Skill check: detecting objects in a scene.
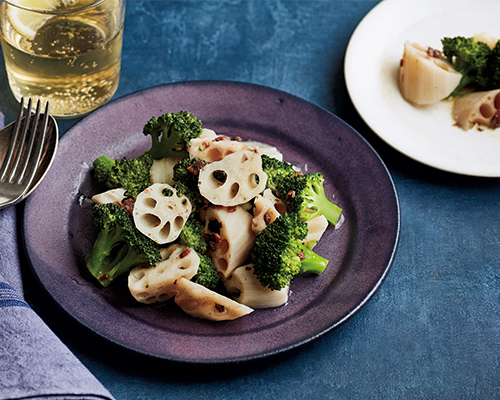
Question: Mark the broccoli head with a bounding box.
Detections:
[87,203,161,287]
[143,111,203,160]
[441,36,492,94]
[192,252,220,290]
[485,40,500,90]
[261,154,297,193]
[250,213,329,291]
[173,181,206,214]
[276,172,342,226]
[93,152,153,199]
[178,214,208,254]
[173,157,207,192]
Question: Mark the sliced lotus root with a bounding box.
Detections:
[190,136,250,162]
[128,245,199,304]
[198,150,267,206]
[133,183,191,244]
[223,264,289,309]
[173,277,254,321]
[203,205,255,280]
[251,188,287,234]
[91,188,126,205]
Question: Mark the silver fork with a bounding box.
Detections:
[0,98,50,209]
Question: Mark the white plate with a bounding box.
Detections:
[345,0,500,177]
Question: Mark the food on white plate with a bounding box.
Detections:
[86,111,343,321]
[399,41,461,105]
[473,32,498,50]
[452,88,500,130]
[398,34,500,130]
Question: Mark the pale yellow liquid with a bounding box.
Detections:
[0,1,124,118]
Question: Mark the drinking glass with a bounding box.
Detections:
[0,0,126,118]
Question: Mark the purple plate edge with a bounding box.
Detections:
[22,80,401,364]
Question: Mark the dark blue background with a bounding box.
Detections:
[3,1,499,398]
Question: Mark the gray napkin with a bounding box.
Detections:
[0,165,115,398]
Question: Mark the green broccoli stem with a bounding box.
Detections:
[451,67,477,95]
[298,243,329,275]
[317,197,342,226]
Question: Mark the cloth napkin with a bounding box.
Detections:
[0,112,115,399]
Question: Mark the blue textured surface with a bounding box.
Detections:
[2,0,499,398]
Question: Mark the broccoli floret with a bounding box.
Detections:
[93,155,115,183]
[173,157,207,191]
[261,154,297,193]
[485,40,500,90]
[178,214,208,254]
[192,252,220,290]
[275,172,342,226]
[87,203,161,287]
[93,152,153,199]
[174,181,206,214]
[143,111,203,160]
[441,36,492,94]
[250,213,329,291]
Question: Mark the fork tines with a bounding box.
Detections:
[0,98,50,186]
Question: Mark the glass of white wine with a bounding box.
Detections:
[0,0,126,118]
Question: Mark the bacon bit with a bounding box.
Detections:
[213,136,229,142]
[227,206,237,213]
[491,111,500,129]
[180,248,191,258]
[187,159,206,175]
[427,47,441,58]
[290,172,304,179]
[245,266,252,271]
[122,198,135,216]
[263,213,271,226]
[204,233,222,251]
[297,252,306,260]
[287,190,296,200]
[233,136,242,141]
[400,59,404,67]
[215,303,225,313]
[99,274,109,281]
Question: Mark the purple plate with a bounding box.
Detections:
[23,81,400,363]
